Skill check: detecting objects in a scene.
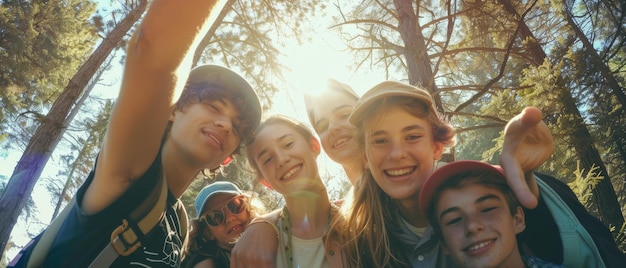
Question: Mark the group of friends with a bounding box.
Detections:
[8,0,626,267]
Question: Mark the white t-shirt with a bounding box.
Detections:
[275,230,328,268]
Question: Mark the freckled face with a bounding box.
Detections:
[436,184,525,268]
[363,106,443,203]
[309,90,359,165]
[170,99,241,169]
[248,122,320,195]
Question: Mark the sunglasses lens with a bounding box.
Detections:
[205,211,224,226]
[228,197,246,215]
[204,196,246,227]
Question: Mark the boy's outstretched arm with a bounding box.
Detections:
[500,106,554,209]
[84,0,229,214]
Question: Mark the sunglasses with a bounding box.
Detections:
[202,195,247,227]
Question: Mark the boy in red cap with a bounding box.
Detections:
[419,160,563,268]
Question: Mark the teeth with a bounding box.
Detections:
[386,167,413,176]
[282,166,300,179]
[467,241,492,252]
[333,137,349,148]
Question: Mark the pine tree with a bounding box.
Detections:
[0,0,148,257]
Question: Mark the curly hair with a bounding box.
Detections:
[175,81,258,147]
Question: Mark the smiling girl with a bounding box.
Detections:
[245,115,346,267]
[304,79,362,184]
[338,81,456,267]
[336,80,617,267]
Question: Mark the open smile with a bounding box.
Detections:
[332,136,351,149]
[281,164,303,180]
[463,238,496,255]
[384,166,415,177]
[229,223,245,234]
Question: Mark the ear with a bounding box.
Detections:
[432,141,445,160]
[513,206,526,234]
[222,156,233,166]
[309,137,321,156]
[260,179,273,190]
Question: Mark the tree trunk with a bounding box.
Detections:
[50,62,108,221]
[393,0,454,162]
[563,5,626,109]
[561,4,626,228]
[0,0,147,257]
[498,0,624,228]
[392,0,445,113]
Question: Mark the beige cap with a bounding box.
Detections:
[349,81,435,125]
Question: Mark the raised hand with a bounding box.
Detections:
[500,107,554,209]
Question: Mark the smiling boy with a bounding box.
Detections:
[9,0,262,267]
[419,160,564,268]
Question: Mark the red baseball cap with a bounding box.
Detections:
[418,160,505,214]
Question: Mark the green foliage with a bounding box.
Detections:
[1,0,624,258]
[568,162,626,251]
[568,163,604,209]
[331,0,626,229]
[0,0,97,148]
[613,222,626,253]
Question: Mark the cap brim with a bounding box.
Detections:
[188,65,262,132]
[349,83,434,126]
[194,181,244,216]
[197,190,241,216]
[418,160,504,214]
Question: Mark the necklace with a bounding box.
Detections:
[279,206,294,268]
[279,204,336,268]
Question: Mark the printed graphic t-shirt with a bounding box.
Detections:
[14,155,185,267]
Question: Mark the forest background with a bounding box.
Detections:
[0,0,624,264]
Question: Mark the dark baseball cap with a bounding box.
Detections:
[187,65,262,133]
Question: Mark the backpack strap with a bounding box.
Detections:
[89,172,169,267]
[26,197,77,268]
